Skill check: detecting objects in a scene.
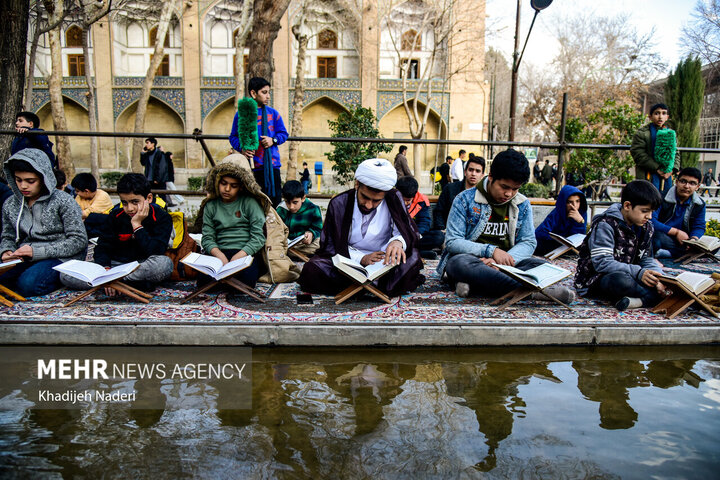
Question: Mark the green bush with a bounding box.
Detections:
[519,182,550,198]
[706,219,720,238]
[100,171,124,188]
[188,176,205,191]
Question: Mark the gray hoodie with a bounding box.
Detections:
[1,149,87,261]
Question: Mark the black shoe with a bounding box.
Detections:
[615,297,630,311]
[420,250,438,260]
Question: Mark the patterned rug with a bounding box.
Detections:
[1,256,720,327]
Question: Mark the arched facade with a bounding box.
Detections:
[202,0,251,77]
[37,97,91,169]
[299,97,349,166]
[203,97,238,165]
[112,19,182,76]
[378,102,446,171]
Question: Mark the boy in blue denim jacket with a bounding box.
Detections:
[438,149,575,303]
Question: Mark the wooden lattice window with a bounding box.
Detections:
[66,25,83,47]
[149,25,170,47]
[401,58,419,79]
[318,29,337,49]
[151,54,170,76]
[68,54,85,76]
[401,29,419,51]
[317,57,337,78]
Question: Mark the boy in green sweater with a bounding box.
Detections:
[277,180,323,259]
[200,162,266,288]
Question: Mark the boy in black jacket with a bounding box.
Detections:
[60,173,173,292]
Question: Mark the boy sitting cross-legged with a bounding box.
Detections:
[575,180,666,311]
[0,149,87,297]
[60,173,173,293]
[276,180,322,259]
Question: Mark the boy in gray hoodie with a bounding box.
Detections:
[0,149,87,296]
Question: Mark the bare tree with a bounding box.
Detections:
[233,2,253,101]
[0,0,30,165]
[287,23,308,182]
[246,0,292,81]
[43,0,74,177]
[682,0,720,74]
[128,0,185,173]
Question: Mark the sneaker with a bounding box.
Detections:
[615,296,642,311]
[455,282,470,298]
[656,249,672,259]
[532,285,576,304]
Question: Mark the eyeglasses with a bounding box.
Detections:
[677,179,699,186]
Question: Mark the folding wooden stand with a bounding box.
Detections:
[288,247,310,263]
[490,286,572,311]
[675,246,720,265]
[63,280,153,307]
[334,270,393,305]
[180,276,266,304]
[0,284,26,307]
[652,279,718,319]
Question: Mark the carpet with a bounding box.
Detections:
[0,258,719,327]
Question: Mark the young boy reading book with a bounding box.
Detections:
[71,172,114,238]
[199,162,266,288]
[534,185,587,256]
[575,180,666,311]
[59,173,173,292]
[0,149,87,296]
[276,180,322,259]
[651,167,706,258]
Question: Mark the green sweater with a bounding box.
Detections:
[201,196,266,256]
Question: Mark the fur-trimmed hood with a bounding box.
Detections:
[204,157,271,213]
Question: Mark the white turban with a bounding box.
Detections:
[355,158,397,191]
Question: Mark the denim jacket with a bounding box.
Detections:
[437,178,536,277]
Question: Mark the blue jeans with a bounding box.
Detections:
[650,173,673,196]
[653,230,684,258]
[0,259,62,297]
[445,254,547,297]
[301,179,310,194]
[589,271,660,307]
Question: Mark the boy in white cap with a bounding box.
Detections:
[298,158,425,297]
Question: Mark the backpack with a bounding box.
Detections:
[165,211,199,281]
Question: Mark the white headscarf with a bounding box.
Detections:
[355,158,397,191]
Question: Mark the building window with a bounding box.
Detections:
[68,54,85,76]
[401,29,419,51]
[317,56,337,78]
[151,54,170,76]
[149,25,170,47]
[401,58,419,79]
[318,29,337,49]
[66,25,83,47]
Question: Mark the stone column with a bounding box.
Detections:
[182,2,203,170]
[361,0,379,110]
[91,18,117,170]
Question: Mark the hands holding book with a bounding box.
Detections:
[2,245,33,262]
[641,269,667,295]
[361,240,405,267]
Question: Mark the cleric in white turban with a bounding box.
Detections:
[298,157,425,298]
[355,158,397,192]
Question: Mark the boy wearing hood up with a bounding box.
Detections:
[575,180,665,311]
[534,185,588,256]
[0,149,86,297]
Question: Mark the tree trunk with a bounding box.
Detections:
[130,0,176,172]
[23,8,42,111]
[45,0,73,177]
[0,0,30,169]
[82,26,99,179]
[234,1,253,102]
[287,28,307,182]
[246,0,291,82]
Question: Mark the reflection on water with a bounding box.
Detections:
[1,346,719,479]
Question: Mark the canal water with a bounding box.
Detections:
[1,346,719,479]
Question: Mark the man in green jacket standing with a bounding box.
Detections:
[630,103,680,195]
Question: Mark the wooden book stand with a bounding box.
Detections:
[334,271,393,305]
[652,278,718,319]
[674,247,720,266]
[288,247,310,263]
[490,285,572,311]
[0,284,26,307]
[63,280,152,307]
[180,276,266,304]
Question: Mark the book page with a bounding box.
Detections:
[566,233,586,247]
[183,252,224,274]
[54,260,108,283]
[365,261,395,281]
[288,236,304,248]
[676,272,714,294]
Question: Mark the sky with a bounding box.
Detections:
[485,0,697,78]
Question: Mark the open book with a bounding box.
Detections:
[181,252,253,280]
[659,271,715,295]
[683,235,720,253]
[53,260,139,287]
[545,232,586,260]
[288,235,304,248]
[0,258,22,272]
[332,254,396,284]
[492,262,571,289]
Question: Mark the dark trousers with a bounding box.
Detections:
[0,259,62,297]
[151,181,167,203]
[653,230,685,258]
[253,168,282,207]
[419,230,445,251]
[444,254,547,297]
[588,272,661,307]
[84,213,109,239]
[196,248,265,289]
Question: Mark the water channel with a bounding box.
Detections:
[1,345,719,479]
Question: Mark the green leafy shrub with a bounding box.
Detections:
[100,171,124,188]
[520,182,551,198]
[188,176,205,191]
[706,219,720,238]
